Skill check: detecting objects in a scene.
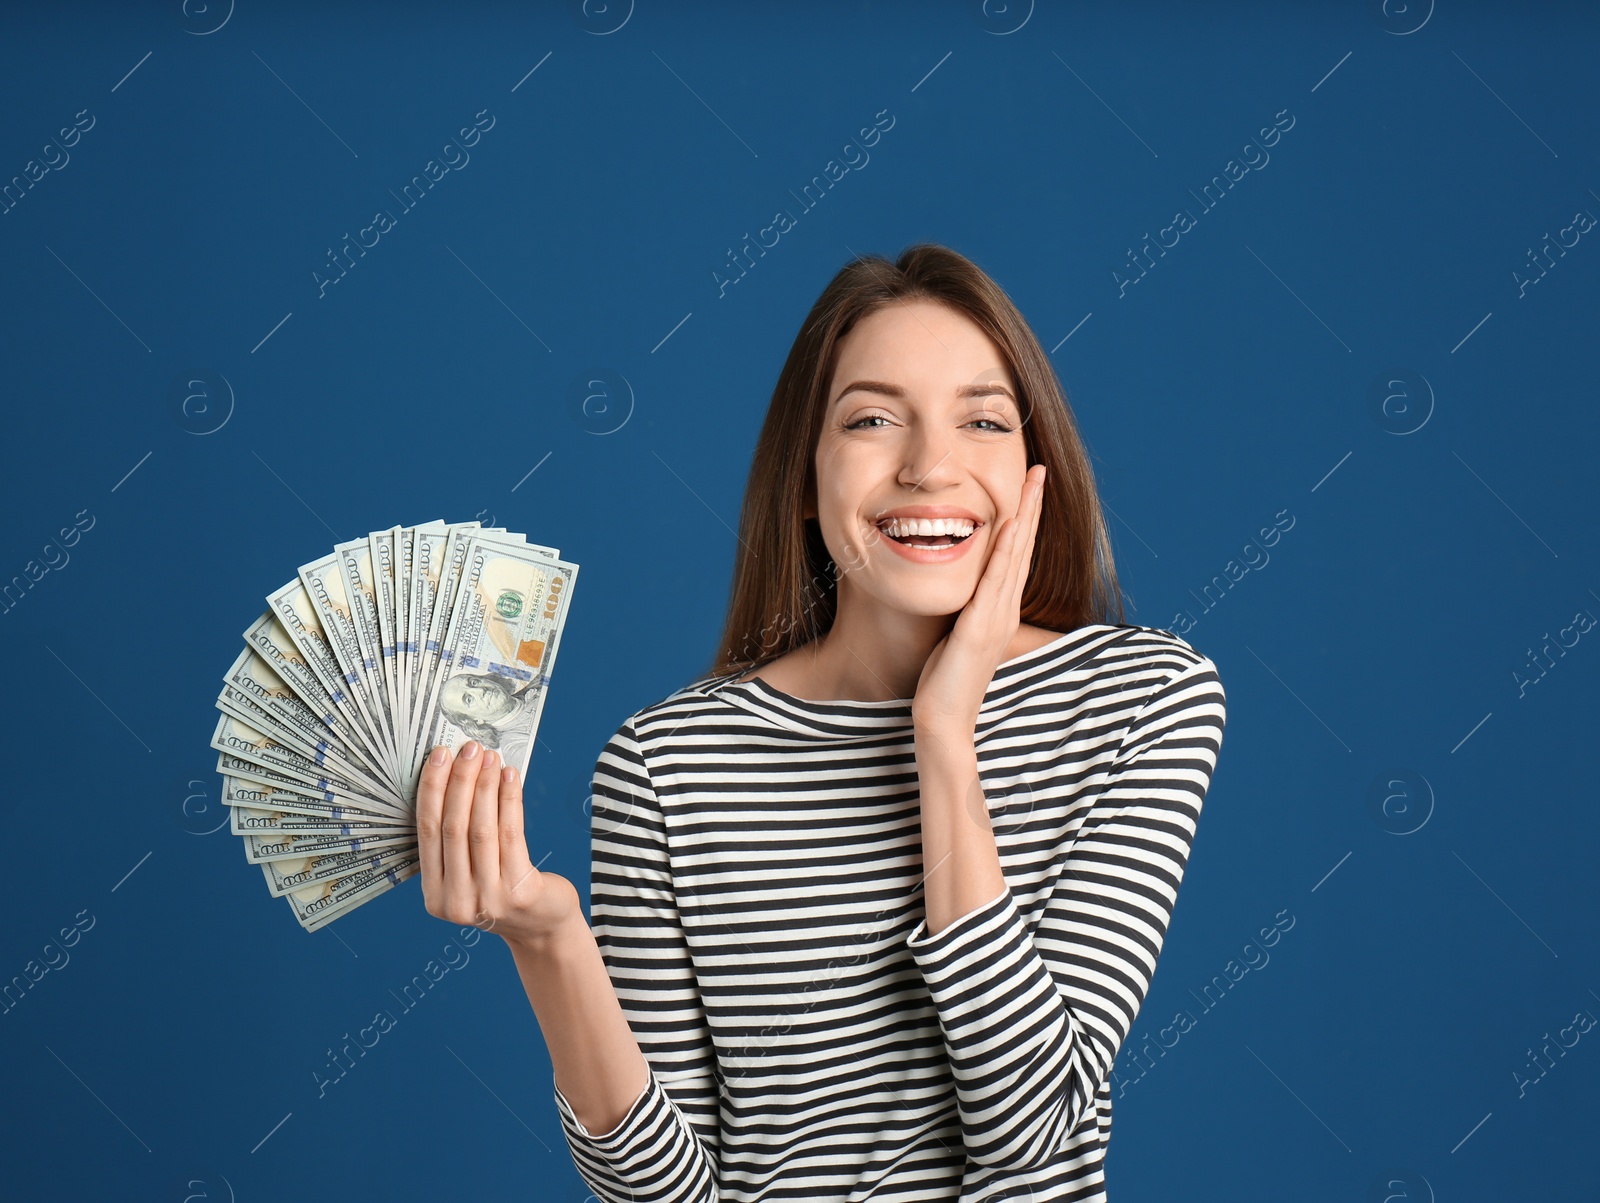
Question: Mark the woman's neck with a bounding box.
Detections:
[801,617,953,701]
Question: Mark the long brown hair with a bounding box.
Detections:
[709,243,1124,677]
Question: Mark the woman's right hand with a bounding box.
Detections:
[416,740,582,947]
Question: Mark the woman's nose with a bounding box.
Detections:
[897,425,960,491]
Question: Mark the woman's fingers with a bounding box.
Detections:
[980,502,1019,600]
[440,740,484,917]
[1010,465,1045,604]
[416,743,453,913]
[983,468,1033,618]
[498,765,541,920]
[497,762,533,887]
[965,507,1022,649]
[999,465,1041,604]
[469,745,503,900]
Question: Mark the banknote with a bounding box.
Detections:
[369,526,402,756]
[217,759,407,822]
[334,537,397,764]
[296,551,399,783]
[404,525,534,786]
[242,610,390,786]
[288,853,422,932]
[228,798,412,839]
[260,845,416,897]
[217,647,397,803]
[244,827,415,865]
[265,580,396,788]
[408,534,575,792]
[215,522,575,931]
[401,521,458,778]
[210,712,404,814]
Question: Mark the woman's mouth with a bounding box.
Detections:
[873,516,978,548]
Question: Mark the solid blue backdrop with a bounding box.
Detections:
[1,2,1595,1199]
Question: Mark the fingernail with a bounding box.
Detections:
[429,746,448,766]
[484,748,500,768]
[461,740,480,760]
[502,766,516,784]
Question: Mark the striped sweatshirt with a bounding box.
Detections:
[554,623,1227,1202]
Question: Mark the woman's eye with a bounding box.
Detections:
[847,415,1013,432]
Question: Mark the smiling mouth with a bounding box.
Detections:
[885,532,970,547]
[873,520,978,548]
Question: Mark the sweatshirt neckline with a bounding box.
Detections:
[702,623,1131,738]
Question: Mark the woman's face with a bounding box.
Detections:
[810,299,1030,621]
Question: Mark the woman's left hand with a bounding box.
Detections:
[911,463,1046,738]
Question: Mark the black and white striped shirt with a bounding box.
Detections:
[555,623,1227,1202]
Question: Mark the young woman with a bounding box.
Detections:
[416,244,1227,1202]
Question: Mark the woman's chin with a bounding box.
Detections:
[874,582,978,617]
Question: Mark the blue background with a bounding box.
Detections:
[1,2,1595,1199]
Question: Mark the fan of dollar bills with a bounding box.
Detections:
[212,521,577,933]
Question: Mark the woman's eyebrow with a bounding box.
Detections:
[833,379,1016,406]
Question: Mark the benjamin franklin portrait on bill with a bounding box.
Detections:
[436,670,541,754]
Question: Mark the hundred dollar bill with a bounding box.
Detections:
[297,552,399,785]
[243,826,411,864]
[289,851,421,932]
[219,520,576,930]
[219,771,403,825]
[218,647,396,803]
[228,797,411,838]
[255,842,415,894]
[211,713,409,819]
[333,537,399,774]
[243,610,391,787]
[408,535,577,793]
[218,762,404,822]
[215,685,389,813]
[211,710,395,812]
[408,526,510,779]
[406,524,523,768]
[393,521,425,748]
[266,580,396,788]
[403,521,473,776]
[406,527,557,783]
[369,526,402,755]
[216,748,390,812]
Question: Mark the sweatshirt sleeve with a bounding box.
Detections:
[903,651,1226,1170]
[553,718,722,1202]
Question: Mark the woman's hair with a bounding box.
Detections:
[708,243,1124,677]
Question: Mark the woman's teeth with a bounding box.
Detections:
[876,517,976,546]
